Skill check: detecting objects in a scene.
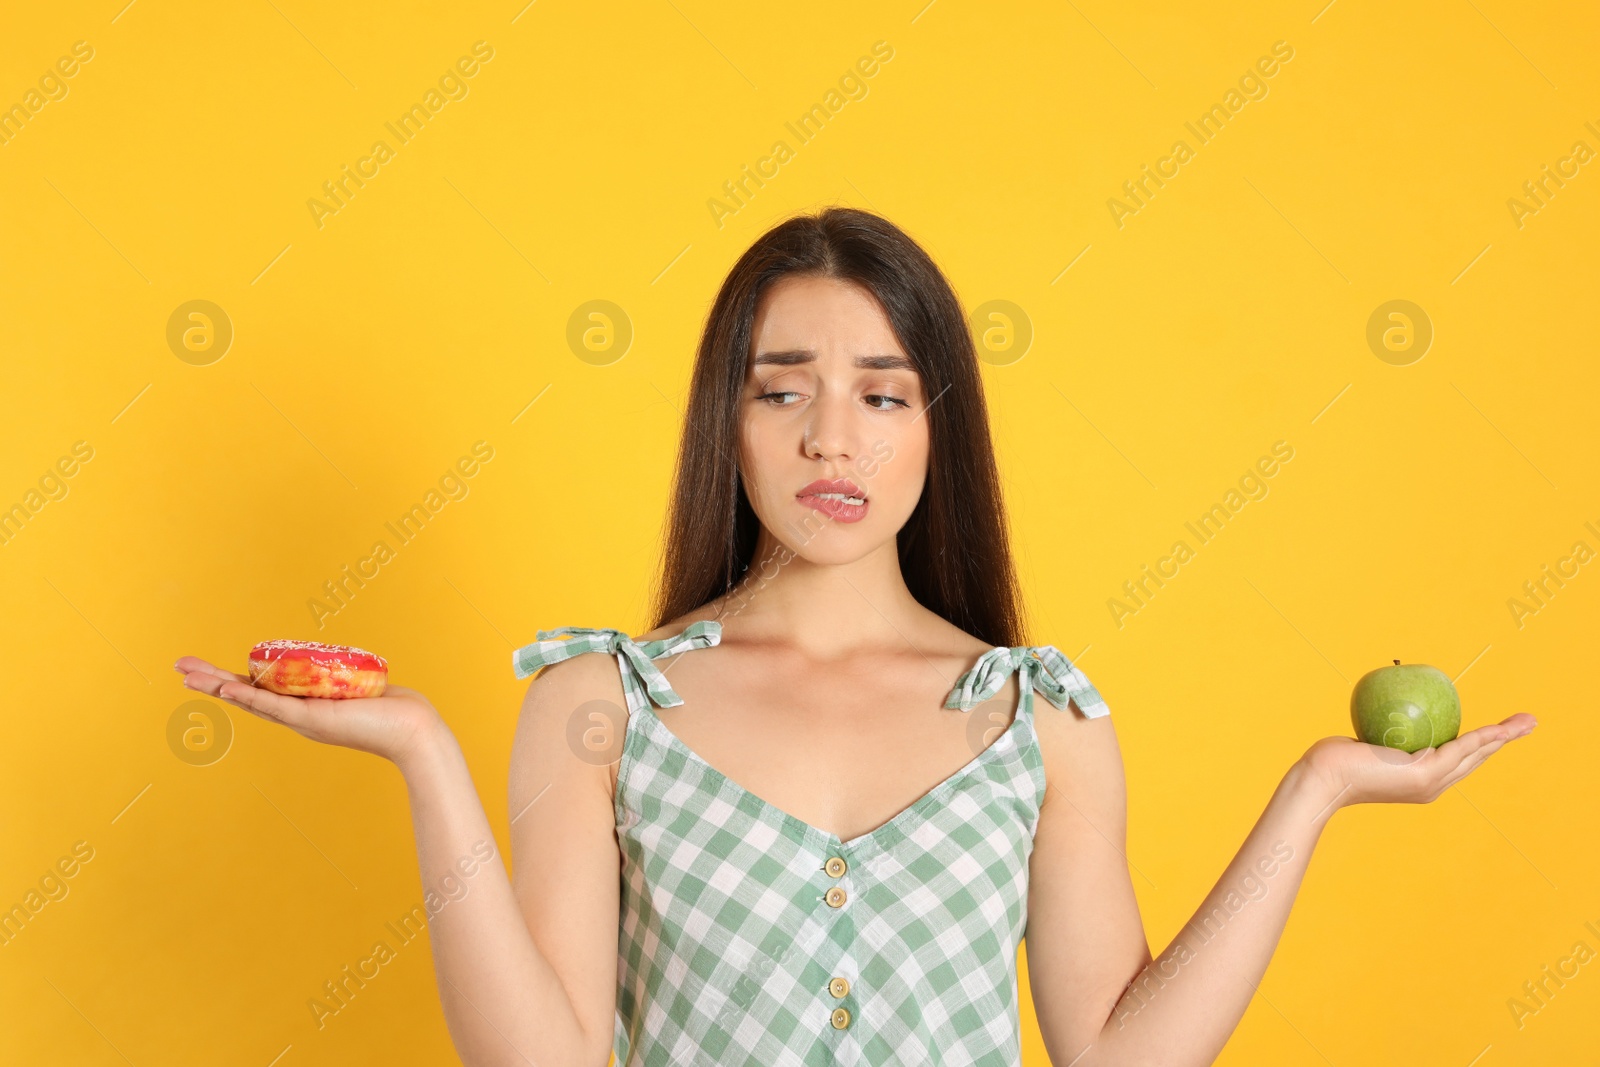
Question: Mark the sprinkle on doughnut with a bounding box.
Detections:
[249,639,388,671]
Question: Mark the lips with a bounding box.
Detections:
[797,478,869,523]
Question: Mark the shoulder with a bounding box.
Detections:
[515,630,633,764]
[511,632,632,791]
[1030,652,1125,816]
[911,611,1013,685]
[511,608,724,741]
[928,611,1003,661]
[519,644,628,708]
[633,602,726,645]
[518,606,722,704]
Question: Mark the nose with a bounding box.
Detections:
[802,391,858,462]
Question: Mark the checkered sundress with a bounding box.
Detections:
[511,620,1109,1066]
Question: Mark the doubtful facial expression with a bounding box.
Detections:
[737,274,931,564]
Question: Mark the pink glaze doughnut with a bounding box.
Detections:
[248,639,388,699]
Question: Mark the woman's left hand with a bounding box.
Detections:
[1300,713,1537,810]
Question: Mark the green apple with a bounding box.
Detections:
[1351,660,1461,753]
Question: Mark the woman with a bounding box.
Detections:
[176,207,1534,1066]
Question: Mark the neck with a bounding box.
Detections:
[717,526,923,658]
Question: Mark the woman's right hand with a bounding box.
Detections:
[174,655,448,769]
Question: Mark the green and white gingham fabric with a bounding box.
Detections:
[512,621,1109,1066]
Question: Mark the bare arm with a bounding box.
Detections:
[1026,701,1536,1067]
[174,653,620,1066]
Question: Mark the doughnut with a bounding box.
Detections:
[248,639,388,699]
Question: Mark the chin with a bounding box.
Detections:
[774,511,904,563]
[784,538,888,567]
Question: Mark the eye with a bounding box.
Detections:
[755,390,803,407]
[865,394,911,411]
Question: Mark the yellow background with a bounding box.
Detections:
[2,1,1596,1063]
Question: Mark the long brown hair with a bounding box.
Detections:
[648,206,1027,648]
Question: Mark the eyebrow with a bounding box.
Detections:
[751,349,916,371]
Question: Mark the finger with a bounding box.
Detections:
[176,655,251,685]
[1435,736,1509,791]
[1434,722,1516,766]
[1451,739,1504,778]
[1470,714,1536,742]
[180,670,232,699]
[1499,712,1538,737]
[1422,713,1532,777]
[214,678,312,728]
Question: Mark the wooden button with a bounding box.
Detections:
[824,856,847,878]
[828,976,850,998]
[824,886,847,908]
[830,1006,851,1029]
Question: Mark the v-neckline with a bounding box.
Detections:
[635,695,1029,853]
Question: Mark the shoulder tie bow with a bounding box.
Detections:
[510,620,722,708]
[943,644,1109,718]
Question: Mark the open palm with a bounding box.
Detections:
[1303,713,1536,808]
[174,655,444,766]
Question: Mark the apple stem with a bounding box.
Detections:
[1393,659,1400,666]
